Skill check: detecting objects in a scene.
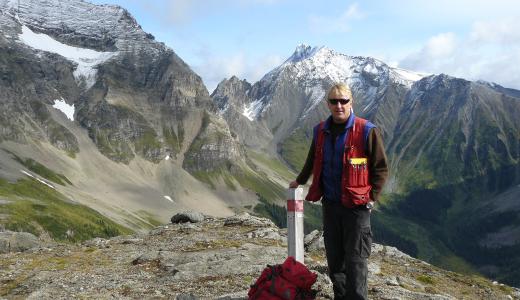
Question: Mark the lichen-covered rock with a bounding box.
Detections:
[0,231,40,253]
[304,230,324,252]
[224,212,276,228]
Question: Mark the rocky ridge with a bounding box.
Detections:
[1,213,519,299]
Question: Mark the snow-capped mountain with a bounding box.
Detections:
[1,0,154,47]
[213,44,428,149]
[0,0,257,230]
[1,0,166,89]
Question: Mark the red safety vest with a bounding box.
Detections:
[306,116,372,208]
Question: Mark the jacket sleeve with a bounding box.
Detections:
[295,137,316,185]
[367,127,389,201]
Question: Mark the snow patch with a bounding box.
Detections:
[363,62,379,75]
[392,67,426,82]
[21,170,55,189]
[242,98,265,121]
[52,98,75,121]
[164,196,174,203]
[18,25,118,89]
[165,155,170,161]
[302,85,326,118]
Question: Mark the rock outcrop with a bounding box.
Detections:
[1,214,518,299]
[0,231,40,253]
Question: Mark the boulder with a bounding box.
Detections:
[224,212,275,227]
[171,211,205,224]
[304,230,325,251]
[0,231,40,253]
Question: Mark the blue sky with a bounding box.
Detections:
[90,0,520,92]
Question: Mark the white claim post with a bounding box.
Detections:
[287,187,304,263]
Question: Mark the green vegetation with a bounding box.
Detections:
[88,104,165,164]
[234,167,285,203]
[417,275,435,285]
[134,128,161,161]
[253,194,323,234]
[253,194,287,228]
[136,210,163,227]
[163,125,181,154]
[93,128,134,163]
[193,163,285,202]
[246,150,296,181]
[399,156,438,191]
[280,128,312,171]
[303,201,322,233]
[0,178,132,242]
[10,153,72,186]
[373,202,479,275]
[192,167,237,191]
[28,100,79,156]
[183,112,231,171]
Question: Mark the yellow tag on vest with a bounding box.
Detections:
[349,158,367,165]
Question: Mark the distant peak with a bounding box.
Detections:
[229,75,242,82]
[286,44,325,63]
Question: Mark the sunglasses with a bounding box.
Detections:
[328,98,351,105]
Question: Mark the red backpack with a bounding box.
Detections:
[248,257,317,300]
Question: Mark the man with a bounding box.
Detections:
[289,83,388,300]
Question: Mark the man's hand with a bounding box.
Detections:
[289,180,299,188]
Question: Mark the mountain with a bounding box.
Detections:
[0,0,290,240]
[213,45,520,286]
[213,44,425,168]
[2,212,520,299]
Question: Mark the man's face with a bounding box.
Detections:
[327,89,352,124]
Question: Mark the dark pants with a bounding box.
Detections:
[322,201,372,300]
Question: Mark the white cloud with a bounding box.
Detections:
[399,20,520,90]
[470,18,520,45]
[400,33,458,72]
[190,50,283,93]
[309,3,365,33]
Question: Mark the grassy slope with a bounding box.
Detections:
[0,178,132,242]
[279,127,312,172]
[12,155,72,186]
[190,148,324,234]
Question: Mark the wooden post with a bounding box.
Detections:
[287,188,304,263]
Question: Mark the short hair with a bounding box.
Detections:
[327,83,353,100]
